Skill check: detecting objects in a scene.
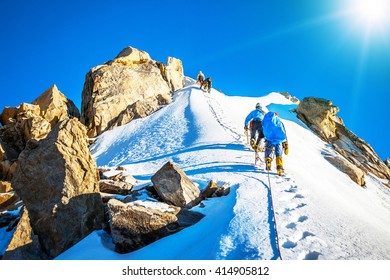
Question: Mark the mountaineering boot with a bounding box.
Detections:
[255,143,264,152]
[265,157,272,171]
[276,156,284,176]
[250,139,256,149]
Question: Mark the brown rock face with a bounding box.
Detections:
[32,84,80,128]
[297,97,390,183]
[108,199,180,253]
[81,46,184,137]
[151,161,201,208]
[324,155,366,187]
[11,118,104,259]
[2,208,49,260]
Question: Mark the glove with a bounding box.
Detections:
[244,126,248,131]
[283,142,289,155]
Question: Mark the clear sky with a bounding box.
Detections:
[1,0,389,159]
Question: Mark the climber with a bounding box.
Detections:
[244,102,266,152]
[262,111,288,176]
[202,77,212,93]
[196,71,205,87]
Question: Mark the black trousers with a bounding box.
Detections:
[251,120,264,145]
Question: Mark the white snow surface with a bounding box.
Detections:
[51,83,390,260]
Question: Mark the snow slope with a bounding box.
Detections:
[56,82,390,260]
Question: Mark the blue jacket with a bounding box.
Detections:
[244,109,264,127]
[262,112,287,144]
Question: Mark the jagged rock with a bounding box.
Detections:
[385,158,390,169]
[214,183,231,197]
[151,161,201,208]
[99,179,133,195]
[202,180,218,198]
[32,84,80,128]
[0,107,18,126]
[0,103,51,156]
[164,57,185,92]
[107,96,170,131]
[296,97,390,182]
[81,46,183,137]
[324,155,365,186]
[107,199,180,253]
[18,111,52,142]
[296,97,342,141]
[2,207,49,260]
[0,192,19,210]
[279,92,300,104]
[0,181,12,193]
[11,118,104,259]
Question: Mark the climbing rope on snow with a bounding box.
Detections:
[266,151,283,260]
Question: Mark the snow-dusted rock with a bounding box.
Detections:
[151,161,201,208]
[107,199,180,253]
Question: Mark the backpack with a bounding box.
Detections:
[262,112,286,144]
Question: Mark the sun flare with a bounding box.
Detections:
[353,0,389,29]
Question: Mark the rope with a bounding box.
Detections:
[266,150,283,260]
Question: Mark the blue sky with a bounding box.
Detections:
[1,0,389,159]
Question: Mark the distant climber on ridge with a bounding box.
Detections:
[201,77,212,93]
[196,71,205,87]
[262,111,289,176]
[244,102,266,152]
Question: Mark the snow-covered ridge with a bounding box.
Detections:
[57,85,390,260]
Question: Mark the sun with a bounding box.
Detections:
[352,0,389,29]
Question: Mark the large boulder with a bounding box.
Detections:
[32,84,80,128]
[11,118,104,259]
[107,199,180,253]
[81,46,184,137]
[151,161,201,208]
[297,97,390,182]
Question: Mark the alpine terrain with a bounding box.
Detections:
[57,81,390,260]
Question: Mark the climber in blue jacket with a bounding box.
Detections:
[262,111,289,176]
[244,103,266,152]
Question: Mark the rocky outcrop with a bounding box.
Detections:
[11,118,104,259]
[99,179,133,195]
[107,95,170,131]
[81,46,184,137]
[151,161,201,208]
[107,199,180,253]
[202,180,231,198]
[107,199,204,254]
[296,97,390,183]
[0,86,79,182]
[0,103,50,155]
[202,180,218,199]
[32,84,80,128]
[386,158,390,169]
[279,92,300,104]
[324,155,365,187]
